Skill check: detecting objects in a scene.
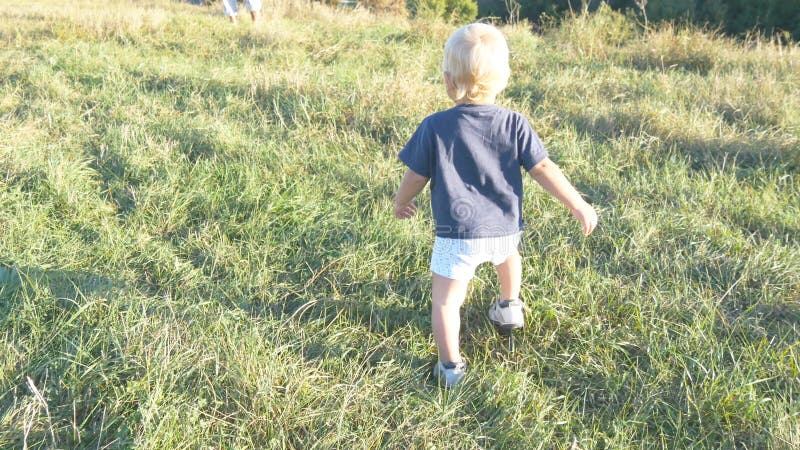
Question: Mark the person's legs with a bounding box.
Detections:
[221,0,238,23]
[488,239,525,332]
[495,250,521,300]
[245,0,263,21]
[431,273,469,364]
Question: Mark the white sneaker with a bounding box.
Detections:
[488,298,525,332]
[433,360,466,388]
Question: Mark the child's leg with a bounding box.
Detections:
[431,273,469,363]
[245,0,262,21]
[495,250,521,300]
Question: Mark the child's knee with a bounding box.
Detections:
[494,250,520,268]
[432,293,465,309]
[431,274,469,308]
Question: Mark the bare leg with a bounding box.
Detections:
[495,250,521,300]
[250,10,262,22]
[221,0,238,23]
[431,273,469,363]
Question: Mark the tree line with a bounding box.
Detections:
[477,0,800,40]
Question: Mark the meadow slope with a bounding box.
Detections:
[0,0,799,448]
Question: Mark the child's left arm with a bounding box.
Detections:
[528,157,598,236]
[393,169,430,219]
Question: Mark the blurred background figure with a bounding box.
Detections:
[221,0,262,24]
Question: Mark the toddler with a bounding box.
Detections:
[394,23,598,388]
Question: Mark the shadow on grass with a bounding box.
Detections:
[0,262,122,366]
[748,301,800,342]
[0,263,121,313]
[693,257,800,343]
[87,144,140,216]
[264,293,429,358]
[586,228,800,343]
[624,49,716,76]
[126,70,410,146]
[160,122,222,163]
[0,262,132,448]
[127,70,320,129]
[565,109,799,175]
[257,286,426,331]
[519,229,799,443]
[561,107,799,244]
[0,164,55,201]
[728,210,800,246]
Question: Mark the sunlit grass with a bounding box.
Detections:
[0,0,798,448]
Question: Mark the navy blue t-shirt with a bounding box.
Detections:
[399,104,548,239]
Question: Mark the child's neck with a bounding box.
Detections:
[455,98,496,106]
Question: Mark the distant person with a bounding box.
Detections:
[221,0,262,24]
[393,23,598,388]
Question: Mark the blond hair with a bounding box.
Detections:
[442,23,510,104]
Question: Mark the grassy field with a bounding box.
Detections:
[1,0,798,448]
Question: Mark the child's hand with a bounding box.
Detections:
[393,169,429,220]
[571,202,598,236]
[394,201,417,219]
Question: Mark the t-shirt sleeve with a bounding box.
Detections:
[398,119,434,178]
[517,115,549,172]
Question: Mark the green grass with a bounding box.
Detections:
[1,0,798,448]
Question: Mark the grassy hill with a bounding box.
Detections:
[0,0,798,448]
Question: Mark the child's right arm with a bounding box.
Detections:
[393,169,430,219]
[528,157,598,236]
